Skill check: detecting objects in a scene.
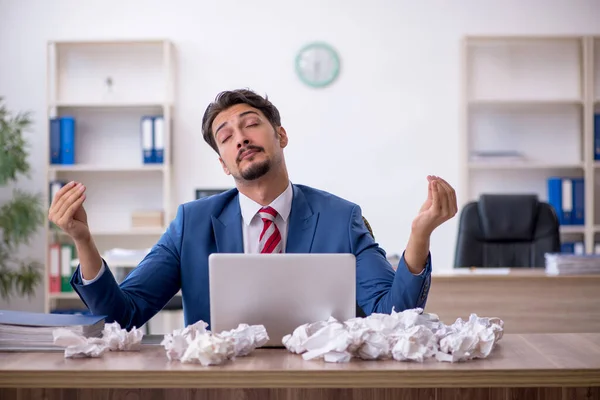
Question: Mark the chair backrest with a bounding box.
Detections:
[355,216,375,318]
[362,216,374,239]
[453,194,560,268]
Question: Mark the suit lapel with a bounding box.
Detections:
[286,185,319,253]
[212,194,244,253]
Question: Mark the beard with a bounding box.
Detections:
[239,158,271,181]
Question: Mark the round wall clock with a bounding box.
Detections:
[295,42,340,88]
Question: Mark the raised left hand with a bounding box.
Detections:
[411,175,458,238]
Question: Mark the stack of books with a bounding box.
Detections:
[0,310,105,351]
[545,253,600,276]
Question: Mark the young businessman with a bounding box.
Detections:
[48,89,457,330]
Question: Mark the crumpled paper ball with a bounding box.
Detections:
[282,308,503,363]
[160,321,269,366]
[52,321,144,358]
[53,328,108,358]
[102,321,144,351]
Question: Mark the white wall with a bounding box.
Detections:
[1,0,599,311]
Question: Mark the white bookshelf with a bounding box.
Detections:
[461,36,599,254]
[43,39,176,327]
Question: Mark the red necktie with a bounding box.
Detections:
[259,206,282,253]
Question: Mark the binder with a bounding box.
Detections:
[572,178,584,225]
[141,116,154,164]
[60,244,74,293]
[560,242,574,254]
[59,116,75,165]
[0,310,106,350]
[547,177,565,224]
[561,241,584,255]
[48,244,61,293]
[547,177,584,225]
[49,118,61,164]
[49,180,67,207]
[0,310,105,327]
[594,113,600,161]
[561,178,573,225]
[48,180,67,229]
[153,116,164,164]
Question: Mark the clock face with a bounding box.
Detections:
[295,42,340,88]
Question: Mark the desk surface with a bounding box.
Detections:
[1,333,599,389]
[426,268,600,334]
[431,268,600,279]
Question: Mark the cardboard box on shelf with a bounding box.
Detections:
[131,210,164,228]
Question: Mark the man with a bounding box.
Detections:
[49,89,457,331]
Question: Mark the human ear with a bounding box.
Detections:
[277,126,288,148]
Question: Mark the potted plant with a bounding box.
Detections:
[0,96,45,301]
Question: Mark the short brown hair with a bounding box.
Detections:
[202,89,282,154]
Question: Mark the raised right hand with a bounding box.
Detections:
[48,181,91,242]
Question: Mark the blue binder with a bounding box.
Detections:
[572,177,584,225]
[561,242,574,253]
[153,116,164,164]
[141,116,154,164]
[594,113,600,161]
[547,177,565,224]
[0,309,105,327]
[49,118,61,164]
[59,116,75,164]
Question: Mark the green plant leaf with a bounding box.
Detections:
[14,261,43,299]
[0,265,16,302]
[0,97,33,185]
[0,96,43,301]
[0,189,45,249]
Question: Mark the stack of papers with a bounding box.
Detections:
[0,310,105,351]
[545,253,600,276]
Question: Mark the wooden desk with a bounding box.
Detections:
[426,269,600,334]
[1,333,599,400]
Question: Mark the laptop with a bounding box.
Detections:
[208,253,356,347]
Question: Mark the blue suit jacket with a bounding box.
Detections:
[71,184,432,330]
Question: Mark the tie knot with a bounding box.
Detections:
[259,206,277,222]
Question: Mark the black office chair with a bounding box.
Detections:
[454,194,560,268]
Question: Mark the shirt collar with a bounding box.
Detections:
[238,181,293,226]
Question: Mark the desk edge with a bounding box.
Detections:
[1,369,599,388]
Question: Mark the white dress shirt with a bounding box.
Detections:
[239,181,293,254]
[82,181,294,284]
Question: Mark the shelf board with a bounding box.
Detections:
[594,226,600,233]
[52,227,165,236]
[560,225,586,234]
[51,101,168,108]
[468,162,584,170]
[69,258,140,268]
[51,39,170,46]
[49,292,80,300]
[468,99,583,107]
[49,164,166,173]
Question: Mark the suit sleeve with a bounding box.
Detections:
[350,205,432,315]
[70,205,185,330]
